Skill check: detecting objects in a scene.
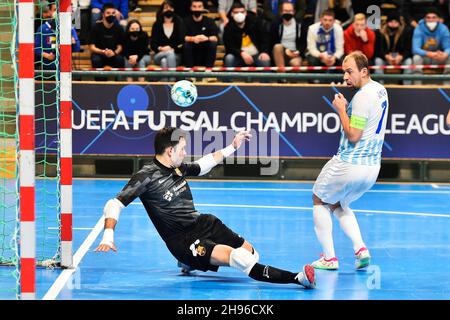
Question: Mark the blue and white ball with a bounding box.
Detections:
[170,80,198,107]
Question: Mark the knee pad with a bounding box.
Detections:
[252,248,260,263]
[229,247,258,275]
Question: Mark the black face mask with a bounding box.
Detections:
[282,13,294,21]
[163,10,174,19]
[105,15,116,24]
[192,11,203,18]
[129,31,140,38]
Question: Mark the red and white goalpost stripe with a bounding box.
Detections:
[18,0,35,300]
[59,0,73,269]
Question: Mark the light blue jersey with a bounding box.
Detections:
[336,80,389,166]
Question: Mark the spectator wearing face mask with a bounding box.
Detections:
[271,1,306,69]
[412,8,450,83]
[91,0,128,27]
[123,19,150,81]
[89,3,125,69]
[223,2,271,68]
[374,13,413,84]
[150,0,186,72]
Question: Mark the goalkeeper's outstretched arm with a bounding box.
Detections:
[195,131,252,176]
[95,198,125,252]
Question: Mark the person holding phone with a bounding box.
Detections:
[271,1,306,70]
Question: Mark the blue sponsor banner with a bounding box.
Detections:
[52,83,450,159]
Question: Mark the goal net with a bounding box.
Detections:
[0,0,73,300]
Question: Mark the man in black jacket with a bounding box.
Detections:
[183,0,219,68]
[223,2,271,67]
[271,1,306,69]
[374,13,413,84]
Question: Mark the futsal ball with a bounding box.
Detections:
[170,80,198,107]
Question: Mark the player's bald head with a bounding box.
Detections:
[343,51,369,73]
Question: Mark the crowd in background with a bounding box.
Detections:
[34,0,450,84]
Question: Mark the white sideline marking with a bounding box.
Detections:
[42,216,105,300]
[190,187,450,194]
[130,202,450,218]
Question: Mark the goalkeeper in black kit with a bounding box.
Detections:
[95,127,316,288]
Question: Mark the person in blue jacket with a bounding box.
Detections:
[412,8,450,84]
[91,0,128,27]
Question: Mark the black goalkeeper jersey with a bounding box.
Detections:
[116,158,201,241]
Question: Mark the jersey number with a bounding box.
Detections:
[376,100,388,134]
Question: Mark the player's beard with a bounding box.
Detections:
[170,153,183,168]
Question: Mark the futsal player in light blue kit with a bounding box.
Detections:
[311,51,389,270]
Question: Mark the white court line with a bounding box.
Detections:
[130,202,450,218]
[42,216,105,300]
[190,187,450,194]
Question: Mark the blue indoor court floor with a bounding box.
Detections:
[2,179,450,300]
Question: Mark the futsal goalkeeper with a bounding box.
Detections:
[95,127,316,289]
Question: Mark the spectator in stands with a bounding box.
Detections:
[379,0,404,19]
[71,26,82,53]
[175,0,209,18]
[301,0,319,32]
[271,1,305,69]
[35,1,56,30]
[412,8,450,83]
[315,0,354,29]
[35,2,57,70]
[123,19,151,81]
[403,0,449,29]
[344,13,376,62]
[183,0,219,68]
[306,10,344,71]
[219,0,257,31]
[223,2,271,67]
[150,0,185,71]
[261,0,306,24]
[89,3,125,69]
[374,13,413,84]
[91,0,128,27]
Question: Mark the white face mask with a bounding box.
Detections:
[233,12,246,24]
[426,21,438,30]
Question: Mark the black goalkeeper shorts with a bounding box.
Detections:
[165,214,245,272]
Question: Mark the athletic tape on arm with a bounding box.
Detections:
[196,145,236,176]
[196,153,218,176]
[104,198,125,222]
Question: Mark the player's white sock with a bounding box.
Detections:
[313,205,336,259]
[333,207,365,252]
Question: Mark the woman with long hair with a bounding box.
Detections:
[150,0,185,73]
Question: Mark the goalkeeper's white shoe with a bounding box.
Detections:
[311,254,339,270]
[295,264,316,289]
[355,247,371,270]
